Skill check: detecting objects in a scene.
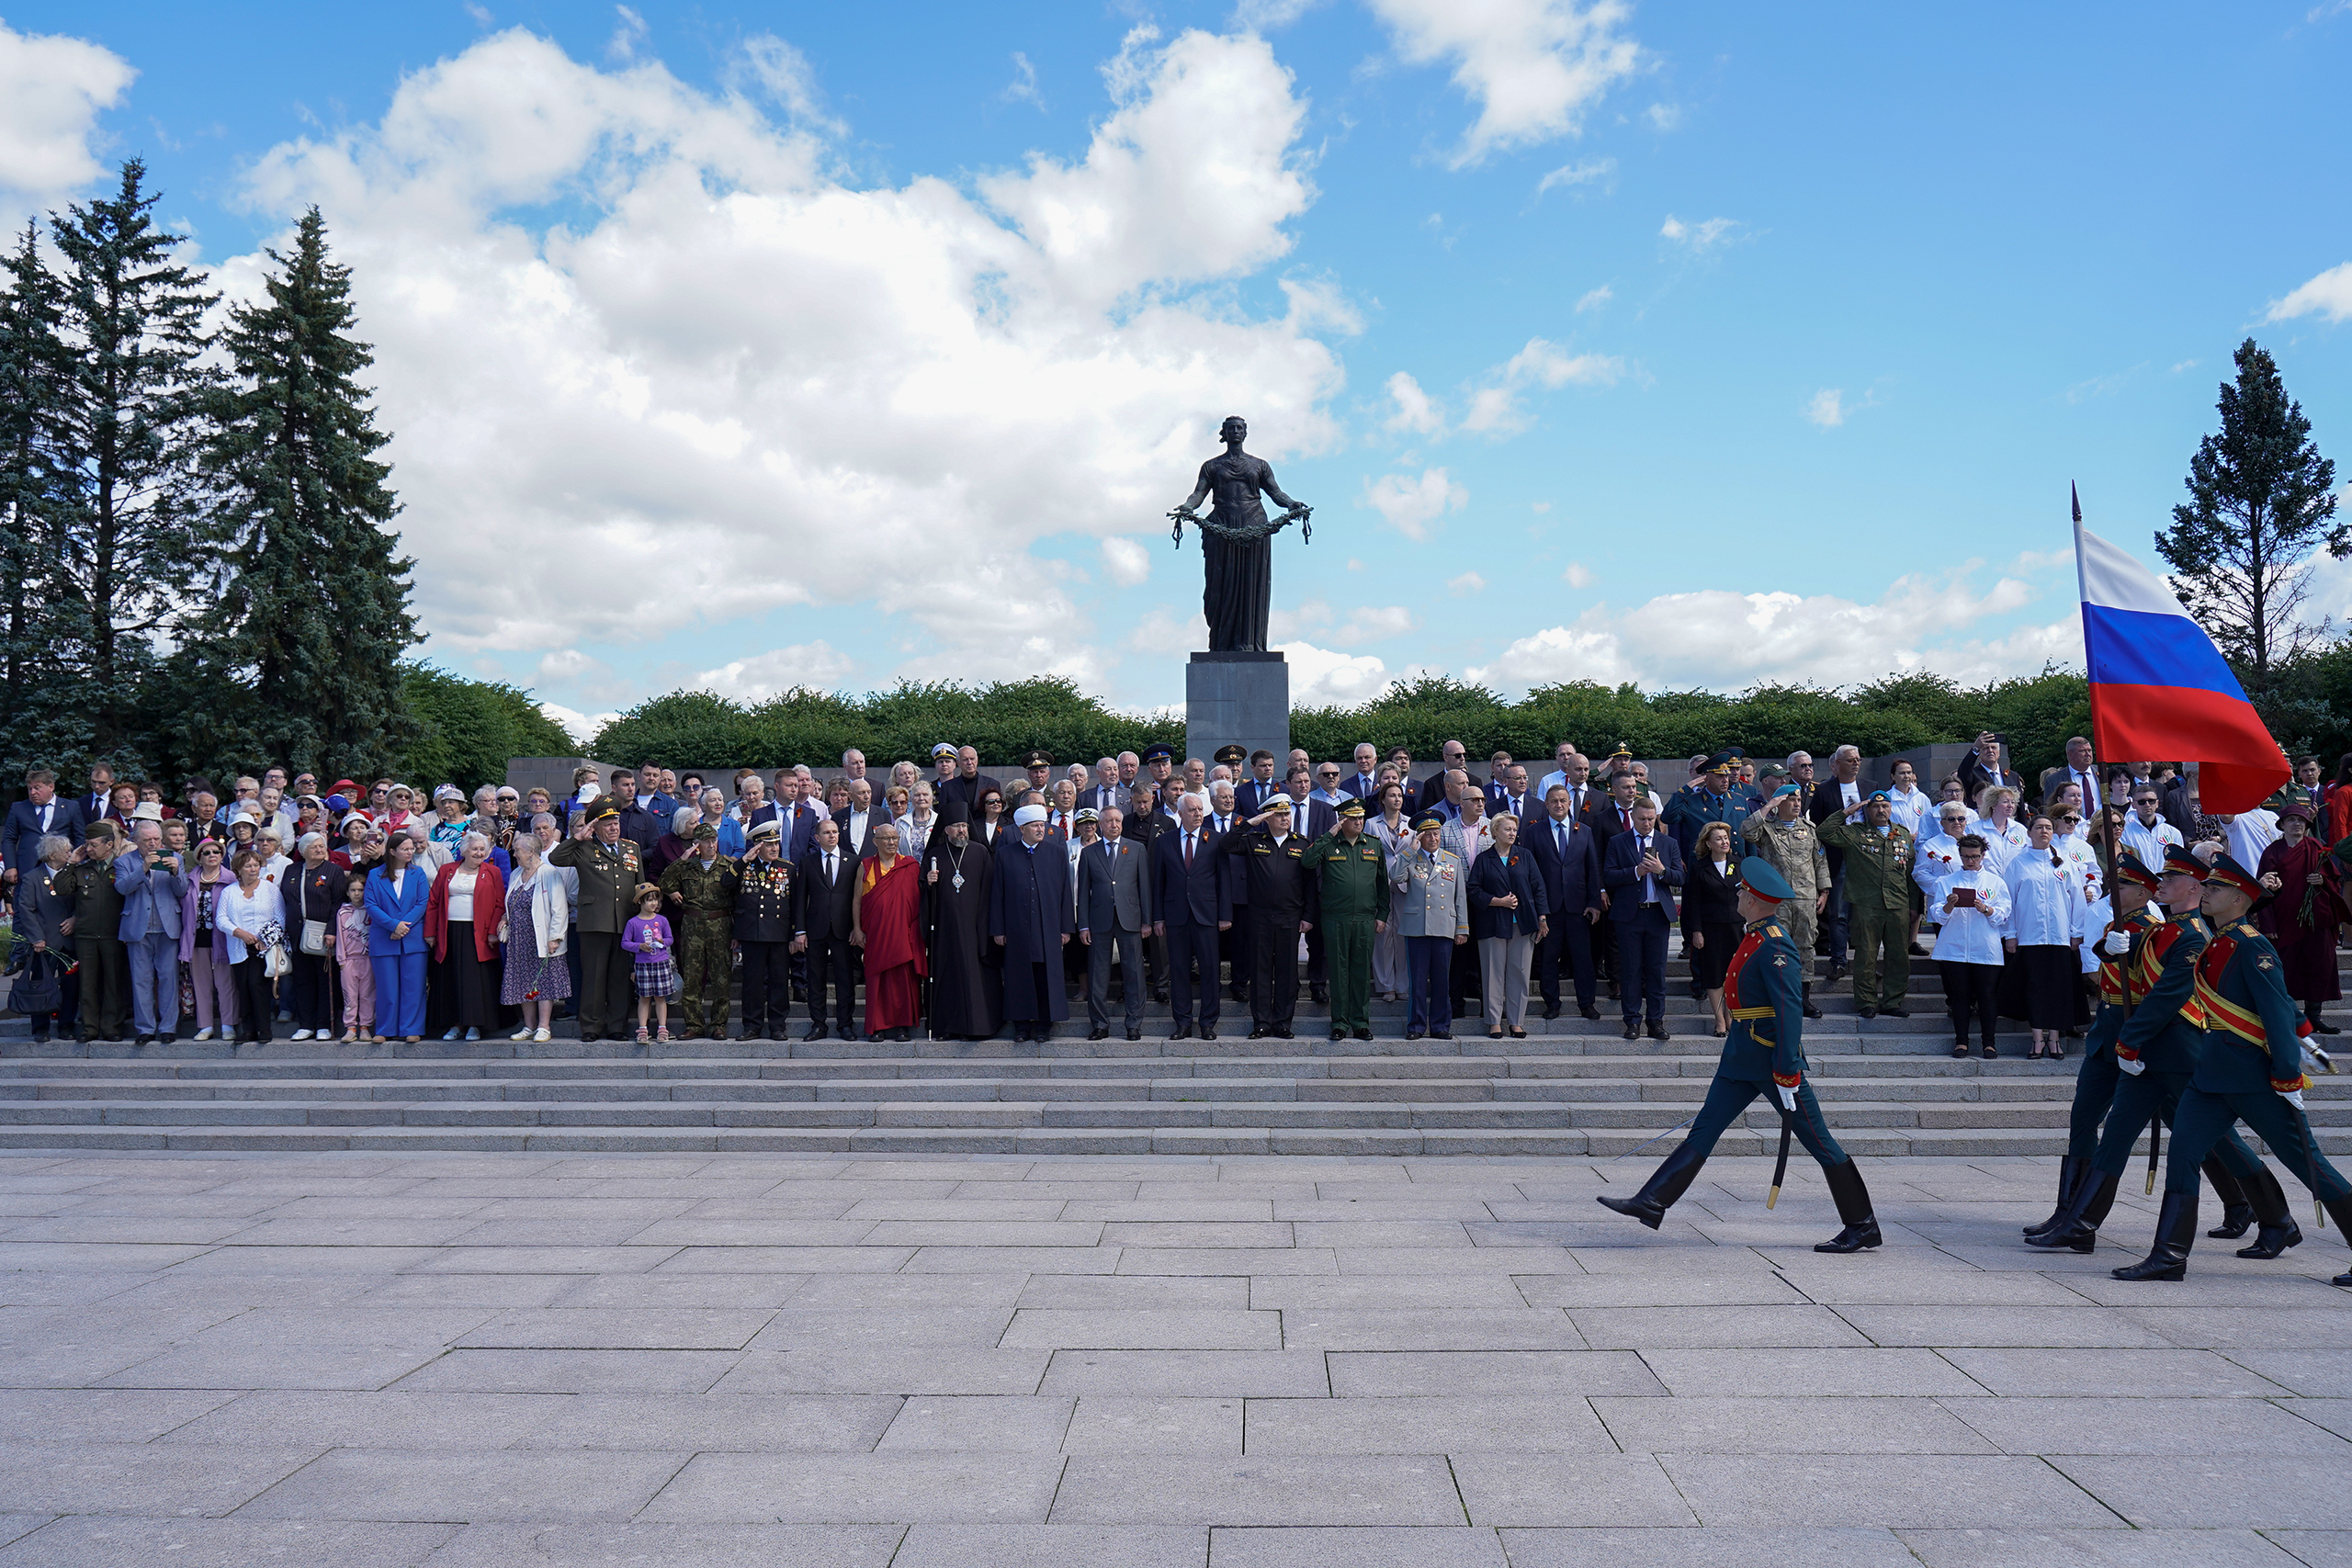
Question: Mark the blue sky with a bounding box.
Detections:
[6,2,2349,737]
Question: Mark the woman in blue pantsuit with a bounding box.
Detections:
[366,836,432,1043]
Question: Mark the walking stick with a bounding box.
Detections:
[1767,1101,1795,1210]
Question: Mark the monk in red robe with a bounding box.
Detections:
[2257,803,2349,1035]
[854,822,928,1042]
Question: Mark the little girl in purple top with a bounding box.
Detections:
[620,884,676,1043]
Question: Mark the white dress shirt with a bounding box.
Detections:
[1927,863,2010,964]
[2004,847,2084,948]
[2225,808,2279,871]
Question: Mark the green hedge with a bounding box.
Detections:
[400,665,575,790]
[589,669,2100,784]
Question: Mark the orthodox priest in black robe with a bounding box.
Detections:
[922,803,1000,1040]
[989,804,1076,1043]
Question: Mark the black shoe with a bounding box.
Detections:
[1646,1022,1671,1043]
[1274,1029,1295,1040]
[1309,985,1328,1004]
[1170,1024,1193,1041]
[1607,983,1621,1001]
[802,1025,828,1041]
[1406,1031,1424,1041]
[2025,1170,2119,1252]
[1815,1160,1882,1252]
[1329,1028,1346,1042]
[1201,1028,1217,1041]
[2026,1156,2087,1236]
[2204,1156,2256,1238]
[1596,1137,1709,1228]
[1249,1027,1271,1040]
[134,1035,154,1047]
[1623,1025,1641,1040]
[1858,1009,1877,1021]
[1430,1030,1452,1040]
[1802,984,1823,1021]
[75,1032,96,1043]
[1882,1006,1908,1019]
[1088,1028,1110,1041]
[1151,988,1169,1004]
[1353,1027,1373,1042]
[2113,1190,2199,1281]
[1228,984,1247,1003]
[1907,942,1928,956]
[157,1033,175,1045]
[2232,1166,2301,1258]
[2311,1018,2342,1035]
[1579,1006,1602,1021]
[1126,1028,1142,1042]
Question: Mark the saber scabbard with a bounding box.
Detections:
[1767,1106,1795,1210]
[2145,1115,2161,1195]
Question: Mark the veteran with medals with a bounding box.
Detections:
[1598,855,1883,1253]
[731,819,796,1040]
[550,799,643,1043]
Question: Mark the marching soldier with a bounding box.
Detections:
[732,819,795,1040]
[657,823,740,1040]
[551,800,642,1043]
[2027,846,2268,1253]
[1221,795,1319,1040]
[1304,799,1387,1042]
[1597,855,1883,1253]
[1742,784,1831,1019]
[2115,853,2352,1285]
[1815,789,1917,1019]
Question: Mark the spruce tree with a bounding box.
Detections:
[2156,338,2344,713]
[0,220,82,774]
[44,159,219,769]
[172,207,418,782]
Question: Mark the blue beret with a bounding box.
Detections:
[1739,854,1793,903]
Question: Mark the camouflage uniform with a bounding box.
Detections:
[1740,808,1830,959]
[658,841,741,1038]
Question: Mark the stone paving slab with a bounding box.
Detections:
[0,1148,2343,1551]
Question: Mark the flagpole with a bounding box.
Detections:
[2074,485,2122,888]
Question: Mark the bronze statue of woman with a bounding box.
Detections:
[1170,415,1310,654]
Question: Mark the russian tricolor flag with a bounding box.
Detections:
[2075,517,2289,815]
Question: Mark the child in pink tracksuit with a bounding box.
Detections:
[335,877,375,1042]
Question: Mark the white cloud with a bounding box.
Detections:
[1574,284,1611,312]
[1362,467,1466,539]
[1535,156,1614,196]
[1276,640,1394,705]
[1462,335,1622,434]
[226,26,1342,691]
[1234,0,1327,27]
[1561,561,1592,588]
[1101,536,1152,587]
[1384,370,1444,434]
[2268,261,2352,324]
[606,5,648,62]
[1660,213,1741,249]
[1804,389,1845,428]
[0,20,135,210]
[1002,51,1046,110]
[1365,0,1642,166]
[538,702,616,746]
[1644,102,1680,130]
[694,641,855,703]
[1270,599,1417,648]
[1469,566,2075,692]
[1448,571,1486,596]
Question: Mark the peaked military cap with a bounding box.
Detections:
[1213,743,1247,766]
[582,800,620,825]
[1413,813,1445,832]
[1739,855,1793,903]
[2202,852,2263,902]
[929,742,957,759]
[1336,798,1366,818]
[1702,749,1741,774]
[1141,744,1174,763]
[2161,844,2206,878]
[2112,852,2160,892]
[1022,749,1052,769]
[1074,807,1099,823]
[747,818,781,842]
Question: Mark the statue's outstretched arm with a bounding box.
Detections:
[1261,464,1306,516]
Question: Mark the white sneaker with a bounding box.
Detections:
[512,1025,534,1040]
[442,1028,461,1041]
[533,1027,551,1043]
[291,1029,312,1042]
[192,1027,214,1041]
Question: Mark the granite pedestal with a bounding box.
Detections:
[1186,652,1288,773]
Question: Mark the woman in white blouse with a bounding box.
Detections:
[213,850,288,1045]
[1974,785,2030,874]
[2003,813,2087,1060]
[1929,833,2010,1059]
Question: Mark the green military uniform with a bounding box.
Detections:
[658,829,741,1039]
[549,811,644,1042]
[65,849,129,1041]
[1815,806,1916,1013]
[1304,806,1388,1040]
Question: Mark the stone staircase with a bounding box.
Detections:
[3,956,2346,1158]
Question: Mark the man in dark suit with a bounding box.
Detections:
[1078,807,1153,1041]
[1235,751,1283,818]
[78,763,115,825]
[605,769,663,857]
[1601,797,1683,1041]
[1415,741,1470,816]
[1277,767,1339,1001]
[1807,745,1864,980]
[792,818,860,1040]
[4,769,84,910]
[1081,758,1124,816]
[1339,742,1383,803]
[1488,762,1535,825]
[1588,768,1648,1001]
[938,746,1000,817]
[833,778,881,860]
[1527,784,1604,1020]
[1151,793,1227,1040]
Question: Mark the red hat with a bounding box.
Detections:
[331,779,359,795]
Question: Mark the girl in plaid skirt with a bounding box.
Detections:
[621,885,677,1043]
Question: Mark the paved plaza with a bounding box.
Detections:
[0,1149,2346,1566]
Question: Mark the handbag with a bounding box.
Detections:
[8,953,62,1017]
[264,942,291,979]
[300,919,330,956]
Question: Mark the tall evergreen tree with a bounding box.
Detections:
[0,220,81,774]
[169,208,418,782]
[2156,338,2344,713]
[43,159,219,770]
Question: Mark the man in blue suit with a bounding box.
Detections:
[1601,796,1683,1041]
[1150,792,1228,1040]
[1527,784,1604,1021]
[4,769,83,913]
[1339,743,1383,803]
[113,819,188,1043]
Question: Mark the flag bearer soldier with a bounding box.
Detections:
[1222,794,1318,1040]
[732,819,795,1040]
[1305,799,1387,1042]
[1597,856,1883,1253]
[551,800,642,1043]
[2028,847,2268,1253]
[1815,789,1917,1020]
[2114,853,2352,1285]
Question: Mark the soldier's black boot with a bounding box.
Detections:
[2203,1156,2256,1239]
[2024,1168,2119,1253]
[1815,1159,1882,1252]
[1801,983,1822,1021]
[2233,1165,2302,1260]
[2111,1190,2198,1281]
[2325,1198,2352,1287]
[2024,1156,2086,1237]
[1595,1138,1707,1230]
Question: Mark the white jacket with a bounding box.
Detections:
[1926,864,2010,964]
[502,863,574,959]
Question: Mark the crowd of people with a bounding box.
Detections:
[3,735,2346,1054]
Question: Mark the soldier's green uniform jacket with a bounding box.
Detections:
[1739,809,1828,953]
[2189,919,2311,1096]
[658,852,741,919]
[1814,818,1917,914]
[2115,908,2213,1076]
[65,854,126,931]
[1720,913,1807,1088]
[1303,829,1389,919]
[550,835,641,932]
